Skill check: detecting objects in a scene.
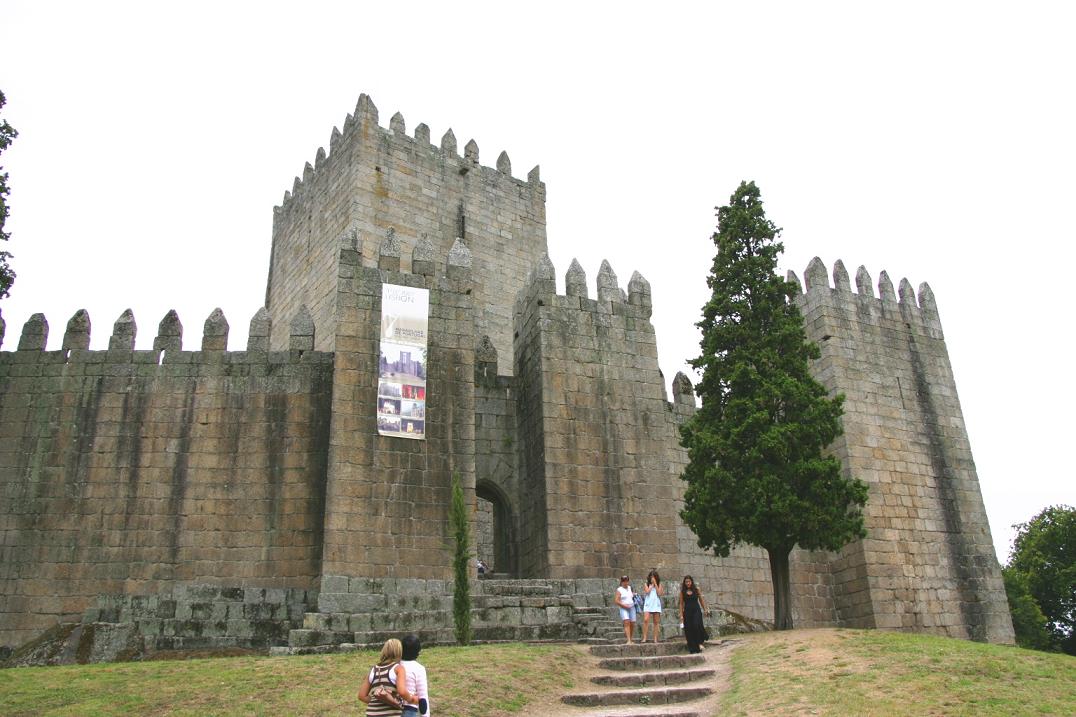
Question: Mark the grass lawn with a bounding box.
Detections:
[2,629,1074,715]
[0,642,580,716]
[721,628,1076,716]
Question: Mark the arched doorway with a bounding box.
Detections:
[475,480,517,577]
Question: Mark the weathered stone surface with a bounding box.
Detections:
[201,308,229,351]
[565,258,588,298]
[378,228,401,271]
[596,260,620,303]
[62,310,91,351]
[247,307,270,351]
[446,237,472,281]
[109,309,137,350]
[18,313,48,350]
[411,235,436,276]
[153,309,182,352]
[289,304,315,351]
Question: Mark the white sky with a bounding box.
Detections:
[2,2,1073,564]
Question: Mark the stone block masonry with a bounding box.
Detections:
[514,257,682,578]
[0,93,1013,659]
[0,308,332,650]
[317,233,477,581]
[789,258,1014,642]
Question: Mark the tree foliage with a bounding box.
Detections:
[679,181,868,629]
[0,89,16,299]
[450,472,472,645]
[1004,505,1075,654]
[1002,567,1055,651]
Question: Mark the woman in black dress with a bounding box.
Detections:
[678,575,708,654]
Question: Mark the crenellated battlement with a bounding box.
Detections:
[338,224,475,284]
[273,93,543,218]
[514,254,654,321]
[789,256,943,338]
[0,304,326,361]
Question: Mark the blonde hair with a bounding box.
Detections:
[378,638,403,665]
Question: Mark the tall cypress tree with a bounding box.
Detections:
[679,181,868,630]
[450,472,472,645]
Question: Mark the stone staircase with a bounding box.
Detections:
[562,641,726,717]
[573,606,626,644]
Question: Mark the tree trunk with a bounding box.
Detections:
[768,547,794,630]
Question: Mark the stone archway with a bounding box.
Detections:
[475,480,517,577]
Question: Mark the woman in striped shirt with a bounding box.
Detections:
[358,638,415,716]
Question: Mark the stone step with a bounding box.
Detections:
[562,685,712,708]
[477,580,556,596]
[597,654,706,672]
[575,611,616,622]
[351,628,454,647]
[573,606,608,615]
[590,642,690,658]
[286,628,352,648]
[578,637,618,645]
[592,668,715,688]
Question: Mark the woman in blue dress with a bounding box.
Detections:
[641,569,665,643]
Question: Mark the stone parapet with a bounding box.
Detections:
[0,311,333,650]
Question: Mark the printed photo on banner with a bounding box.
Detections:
[378,284,429,440]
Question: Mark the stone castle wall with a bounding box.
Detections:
[266,94,547,375]
[513,257,683,578]
[474,342,521,575]
[792,259,1014,642]
[316,235,477,581]
[0,309,332,649]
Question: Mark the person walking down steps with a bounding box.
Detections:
[678,575,709,654]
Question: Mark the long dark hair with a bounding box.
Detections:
[680,575,701,601]
[647,569,661,587]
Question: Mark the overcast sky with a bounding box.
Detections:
[2,2,1073,563]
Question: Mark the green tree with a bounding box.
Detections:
[679,181,869,630]
[1005,505,1075,654]
[0,89,17,299]
[1002,566,1055,651]
[450,472,472,645]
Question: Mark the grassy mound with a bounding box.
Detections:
[1,628,1072,715]
[722,628,1075,716]
[0,642,579,716]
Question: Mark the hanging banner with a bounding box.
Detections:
[377,284,429,439]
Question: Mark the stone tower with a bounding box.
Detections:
[265,93,546,376]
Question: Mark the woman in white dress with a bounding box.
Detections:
[613,575,636,644]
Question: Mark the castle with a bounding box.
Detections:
[0,94,1013,661]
